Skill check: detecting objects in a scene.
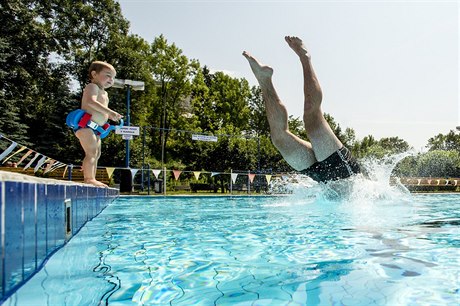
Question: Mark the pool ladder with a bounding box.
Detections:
[64,198,72,241]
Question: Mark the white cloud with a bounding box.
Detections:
[208,68,242,78]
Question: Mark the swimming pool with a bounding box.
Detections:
[5,190,460,305]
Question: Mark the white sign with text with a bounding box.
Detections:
[192,134,218,142]
[116,126,140,136]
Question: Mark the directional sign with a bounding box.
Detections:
[122,135,133,140]
[115,126,140,136]
[192,134,218,142]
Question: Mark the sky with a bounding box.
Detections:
[117,0,459,150]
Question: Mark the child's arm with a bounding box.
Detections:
[82,83,123,121]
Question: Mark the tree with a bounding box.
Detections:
[416,150,460,177]
[49,0,130,87]
[378,137,410,153]
[393,155,419,177]
[323,113,359,148]
[0,0,132,161]
[190,67,213,131]
[427,130,460,152]
[100,33,156,168]
[192,67,252,133]
[352,136,410,159]
[352,135,377,158]
[0,0,58,145]
[248,86,270,137]
[148,35,199,164]
[0,34,28,143]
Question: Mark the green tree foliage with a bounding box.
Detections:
[49,0,130,87]
[211,72,251,131]
[98,34,154,167]
[395,131,460,178]
[0,0,61,145]
[147,35,200,164]
[258,135,291,172]
[393,155,418,177]
[427,130,460,152]
[248,86,270,137]
[190,67,213,132]
[0,34,29,143]
[192,67,251,133]
[351,135,410,159]
[354,135,377,155]
[416,150,460,177]
[0,0,130,162]
[287,116,304,139]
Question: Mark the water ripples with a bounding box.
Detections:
[6,157,460,305]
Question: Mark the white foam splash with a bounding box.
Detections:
[268,150,416,204]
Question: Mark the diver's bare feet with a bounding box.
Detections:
[285,36,310,59]
[84,179,108,188]
[242,51,273,83]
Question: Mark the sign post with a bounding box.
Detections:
[113,79,144,168]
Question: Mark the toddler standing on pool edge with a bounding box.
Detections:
[74,61,123,187]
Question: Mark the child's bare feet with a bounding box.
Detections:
[285,36,311,59]
[84,179,108,188]
[242,51,274,83]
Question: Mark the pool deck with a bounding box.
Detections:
[0,170,93,186]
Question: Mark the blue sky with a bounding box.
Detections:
[118,0,458,150]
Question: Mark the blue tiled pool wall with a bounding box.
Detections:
[0,181,119,302]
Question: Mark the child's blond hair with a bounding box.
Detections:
[88,61,116,80]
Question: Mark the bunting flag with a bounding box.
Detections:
[130,169,139,181]
[0,142,18,162]
[106,167,116,179]
[43,160,56,174]
[57,163,67,171]
[265,174,272,184]
[48,162,66,173]
[2,146,26,163]
[173,170,182,180]
[62,165,69,178]
[0,133,287,188]
[17,150,33,166]
[23,153,40,170]
[152,169,161,179]
[34,156,49,172]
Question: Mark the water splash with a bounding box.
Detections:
[268,150,416,204]
[347,150,416,202]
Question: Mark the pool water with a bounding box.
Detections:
[5,190,459,305]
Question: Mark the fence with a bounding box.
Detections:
[0,133,287,195]
[2,133,458,194]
